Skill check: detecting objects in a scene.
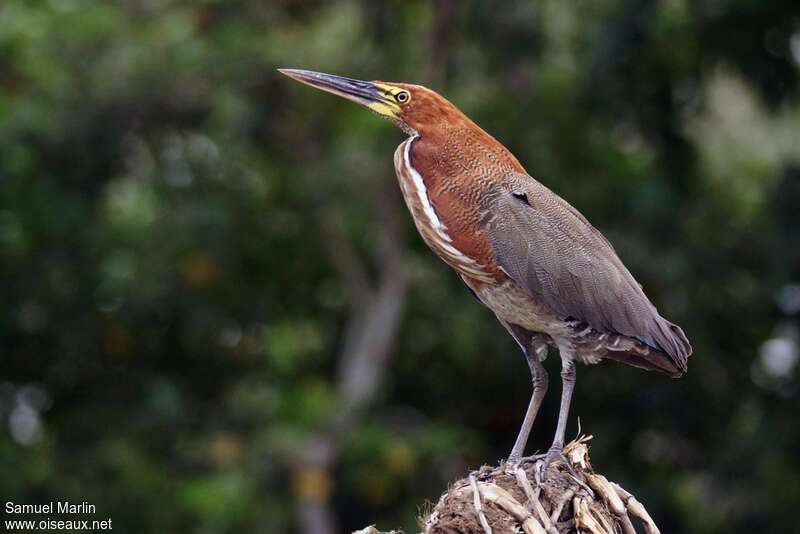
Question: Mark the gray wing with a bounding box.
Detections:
[484,172,691,372]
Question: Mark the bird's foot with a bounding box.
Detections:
[538,445,579,480]
[507,451,546,468]
[504,451,547,482]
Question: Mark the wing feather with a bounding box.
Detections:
[485,173,691,372]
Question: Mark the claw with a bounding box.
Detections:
[504,451,545,477]
[539,446,579,480]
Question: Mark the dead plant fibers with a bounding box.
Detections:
[354,436,661,534]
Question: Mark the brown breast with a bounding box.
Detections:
[393,124,525,285]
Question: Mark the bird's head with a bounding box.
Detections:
[278,68,463,136]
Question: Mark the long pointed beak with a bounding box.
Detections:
[278,69,384,105]
[278,68,399,117]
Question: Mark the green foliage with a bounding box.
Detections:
[2,1,799,532]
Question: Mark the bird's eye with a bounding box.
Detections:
[396,91,410,104]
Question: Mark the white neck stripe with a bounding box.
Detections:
[403,137,450,238]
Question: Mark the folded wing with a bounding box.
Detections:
[484,172,691,374]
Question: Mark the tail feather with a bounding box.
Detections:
[636,316,692,376]
[602,349,684,377]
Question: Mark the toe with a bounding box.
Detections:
[541,447,579,478]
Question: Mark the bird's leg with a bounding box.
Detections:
[552,356,576,450]
[507,347,548,465]
[541,355,576,474]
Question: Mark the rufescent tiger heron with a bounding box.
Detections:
[279,68,692,468]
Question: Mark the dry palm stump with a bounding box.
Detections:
[354,437,660,534]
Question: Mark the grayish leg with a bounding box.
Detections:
[538,351,577,478]
[550,354,576,451]
[499,320,550,464]
[508,350,548,464]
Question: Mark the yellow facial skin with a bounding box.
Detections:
[368,83,409,119]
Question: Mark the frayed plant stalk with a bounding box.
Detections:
[354,436,660,534]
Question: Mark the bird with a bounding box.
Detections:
[279,68,692,468]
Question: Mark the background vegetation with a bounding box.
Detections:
[2,1,799,532]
